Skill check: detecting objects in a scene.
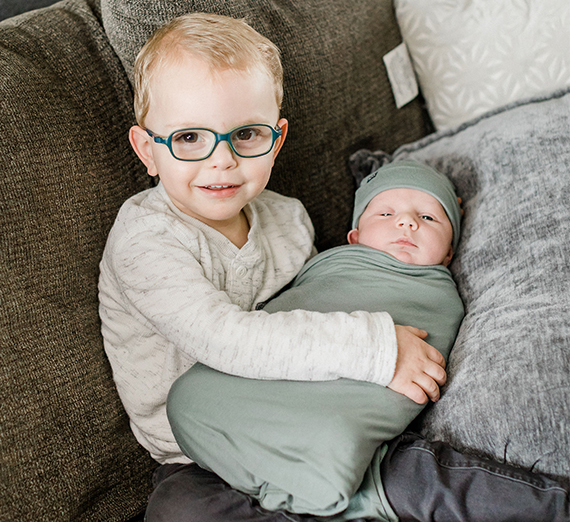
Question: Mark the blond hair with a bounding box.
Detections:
[133,13,283,127]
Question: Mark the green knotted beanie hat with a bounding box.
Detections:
[352,160,461,252]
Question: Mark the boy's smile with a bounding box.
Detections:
[347,188,454,266]
[129,52,287,243]
[199,184,240,196]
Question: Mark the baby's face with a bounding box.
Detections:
[132,52,286,231]
[348,188,454,266]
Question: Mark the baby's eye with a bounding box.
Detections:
[420,215,434,221]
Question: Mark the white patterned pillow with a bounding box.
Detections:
[394,0,570,130]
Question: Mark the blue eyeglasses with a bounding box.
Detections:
[145,124,283,161]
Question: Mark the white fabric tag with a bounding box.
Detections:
[383,42,419,109]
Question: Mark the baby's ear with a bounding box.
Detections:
[347,229,359,245]
[443,246,454,267]
[129,125,159,177]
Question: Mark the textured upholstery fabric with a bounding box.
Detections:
[0,1,155,520]
[101,0,430,251]
[391,89,570,486]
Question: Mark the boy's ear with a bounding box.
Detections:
[271,118,289,163]
[129,125,159,177]
[347,228,359,245]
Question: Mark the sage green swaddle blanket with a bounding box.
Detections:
[168,244,464,519]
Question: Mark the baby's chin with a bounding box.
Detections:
[358,242,441,266]
[390,251,418,265]
[383,249,430,266]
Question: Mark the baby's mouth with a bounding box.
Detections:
[394,237,416,247]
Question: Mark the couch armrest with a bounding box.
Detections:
[0,1,155,520]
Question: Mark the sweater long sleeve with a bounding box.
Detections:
[99,185,397,463]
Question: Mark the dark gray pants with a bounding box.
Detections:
[145,433,569,522]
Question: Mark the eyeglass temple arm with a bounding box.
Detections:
[145,129,167,144]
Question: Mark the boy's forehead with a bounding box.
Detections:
[146,53,280,129]
[150,48,274,93]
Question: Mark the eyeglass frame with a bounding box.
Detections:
[144,123,283,162]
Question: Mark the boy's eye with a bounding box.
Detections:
[234,127,258,141]
[421,215,434,221]
[174,131,200,144]
[233,126,274,144]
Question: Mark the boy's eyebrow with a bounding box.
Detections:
[422,201,445,211]
[416,195,447,211]
[160,118,277,133]
[420,206,448,219]
[157,121,202,133]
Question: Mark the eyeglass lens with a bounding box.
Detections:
[170,125,276,160]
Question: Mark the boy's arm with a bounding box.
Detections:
[102,228,398,388]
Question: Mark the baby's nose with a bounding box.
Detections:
[397,215,418,229]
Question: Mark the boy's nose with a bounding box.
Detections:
[208,140,238,169]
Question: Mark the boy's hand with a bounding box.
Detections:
[388,325,447,404]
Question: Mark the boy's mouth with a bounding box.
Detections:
[202,184,238,190]
[199,184,241,198]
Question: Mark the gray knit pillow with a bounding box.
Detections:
[393,89,570,485]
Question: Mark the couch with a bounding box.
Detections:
[1,0,568,520]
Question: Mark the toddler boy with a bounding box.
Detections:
[98,9,439,468]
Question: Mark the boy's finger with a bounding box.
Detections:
[427,346,446,368]
[405,325,428,338]
[426,363,447,386]
[388,377,429,405]
[414,374,441,402]
[404,383,429,405]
